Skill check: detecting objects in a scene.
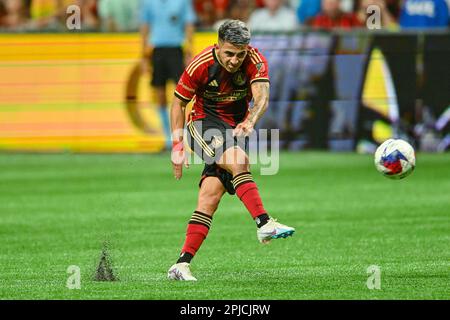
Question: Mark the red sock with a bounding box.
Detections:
[181,211,211,257]
[232,172,266,219]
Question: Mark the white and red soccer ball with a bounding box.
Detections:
[374,139,416,179]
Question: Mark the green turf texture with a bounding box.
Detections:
[0,152,449,300]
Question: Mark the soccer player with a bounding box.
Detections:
[167,20,295,281]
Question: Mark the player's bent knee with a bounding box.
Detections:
[197,194,222,215]
[197,178,225,215]
[218,148,249,174]
[228,162,250,177]
[233,163,250,174]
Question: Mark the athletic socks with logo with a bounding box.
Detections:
[255,213,270,228]
[177,211,212,264]
[177,252,194,264]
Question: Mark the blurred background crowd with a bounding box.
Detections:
[0,0,449,32]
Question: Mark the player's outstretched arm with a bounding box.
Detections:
[170,96,189,180]
[233,81,270,137]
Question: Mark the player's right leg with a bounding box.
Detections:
[168,177,225,281]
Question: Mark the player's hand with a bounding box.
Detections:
[171,141,189,180]
[233,119,255,137]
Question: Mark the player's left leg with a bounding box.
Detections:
[168,177,225,281]
[151,48,172,150]
[217,146,295,243]
[154,86,171,150]
[159,47,184,150]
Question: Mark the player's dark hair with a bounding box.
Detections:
[218,20,251,46]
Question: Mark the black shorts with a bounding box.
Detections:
[199,163,236,195]
[151,47,184,87]
[186,118,248,195]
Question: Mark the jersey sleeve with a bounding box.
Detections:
[174,66,203,103]
[175,47,213,102]
[246,47,270,84]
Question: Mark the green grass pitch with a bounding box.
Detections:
[0,152,449,299]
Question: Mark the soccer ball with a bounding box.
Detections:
[374,139,415,179]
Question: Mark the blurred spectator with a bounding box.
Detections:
[0,0,28,28]
[30,0,67,29]
[29,0,99,30]
[247,0,298,31]
[399,0,449,28]
[213,0,229,20]
[228,0,254,21]
[384,0,401,19]
[309,0,363,29]
[213,0,255,30]
[297,0,321,24]
[98,0,139,31]
[297,0,354,24]
[340,0,354,12]
[355,0,401,20]
[194,0,230,27]
[355,0,398,28]
[286,0,299,8]
[80,0,98,30]
[30,0,60,20]
[0,1,6,26]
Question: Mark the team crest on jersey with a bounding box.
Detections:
[232,71,247,86]
[256,63,264,72]
[210,135,224,149]
[255,63,265,77]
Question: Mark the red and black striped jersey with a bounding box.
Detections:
[174,45,270,128]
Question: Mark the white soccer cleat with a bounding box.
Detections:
[257,218,295,244]
[167,262,197,281]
